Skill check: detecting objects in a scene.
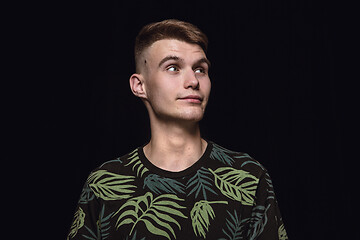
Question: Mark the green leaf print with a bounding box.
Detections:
[186,167,218,200]
[278,223,288,240]
[143,174,185,194]
[126,230,146,240]
[190,200,228,238]
[98,205,113,239]
[125,149,149,177]
[210,144,237,166]
[113,192,187,240]
[81,205,114,240]
[219,210,249,240]
[209,167,259,206]
[87,170,136,200]
[210,144,252,166]
[247,205,268,240]
[99,157,123,168]
[68,207,85,239]
[78,183,95,204]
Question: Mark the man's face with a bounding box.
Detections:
[141,39,211,123]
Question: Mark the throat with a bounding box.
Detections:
[143,138,207,172]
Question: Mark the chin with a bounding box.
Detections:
[177,110,205,122]
[152,105,207,123]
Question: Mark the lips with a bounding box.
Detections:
[178,95,203,103]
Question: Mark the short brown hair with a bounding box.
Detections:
[134,19,208,72]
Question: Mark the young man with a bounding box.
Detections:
[68,19,288,240]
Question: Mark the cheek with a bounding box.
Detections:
[146,76,176,103]
[207,78,212,93]
[202,77,211,97]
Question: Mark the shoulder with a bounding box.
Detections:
[209,142,267,178]
[82,148,140,202]
[91,147,140,174]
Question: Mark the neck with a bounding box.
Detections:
[144,119,207,172]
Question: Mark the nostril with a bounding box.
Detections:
[184,75,200,90]
[185,80,200,90]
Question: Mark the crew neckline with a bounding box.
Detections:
[138,140,213,178]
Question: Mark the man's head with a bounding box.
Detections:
[134,19,208,74]
[130,19,211,124]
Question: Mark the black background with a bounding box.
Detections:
[10,0,355,239]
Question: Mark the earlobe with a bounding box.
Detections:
[129,73,147,99]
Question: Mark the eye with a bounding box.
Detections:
[194,68,206,74]
[166,65,179,72]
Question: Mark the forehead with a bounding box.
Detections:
[145,39,206,62]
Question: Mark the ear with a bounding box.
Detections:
[129,73,147,99]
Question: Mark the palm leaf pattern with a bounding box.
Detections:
[190,200,228,238]
[81,205,114,240]
[219,210,249,240]
[68,207,85,239]
[209,167,259,206]
[99,157,123,168]
[125,230,146,240]
[87,170,136,201]
[125,149,149,177]
[278,223,288,240]
[241,159,264,170]
[68,143,287,239]
[97,205,113,239]
[264,172,275,200]
[113,192,187,240]
[186,167,218,200]
[143,174,185,194]
[210,144,252,166]
[78,183,95,204]
[210,144,236,166]
[241,161,275,199]
[247,205,268,240]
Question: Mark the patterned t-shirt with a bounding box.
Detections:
[68,141,288,240]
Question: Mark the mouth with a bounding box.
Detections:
[178,95,203,104]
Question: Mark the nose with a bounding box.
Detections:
[184,69,200,90]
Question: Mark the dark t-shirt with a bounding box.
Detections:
[68,141,288,240]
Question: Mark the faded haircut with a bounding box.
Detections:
[134,19,208,73]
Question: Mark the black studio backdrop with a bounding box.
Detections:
[25,0,352,239]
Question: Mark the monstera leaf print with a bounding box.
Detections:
[209,167,259,206]
[113,192,187,240]
[190,200,228,238]
[68,207,85,239]
[87,170,136,200]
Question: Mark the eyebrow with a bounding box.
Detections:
[158,55,211,68]
[194,57,211,68]
[158,55,184,68]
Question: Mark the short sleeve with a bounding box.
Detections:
[67,180,101,240]
[246,170,289,240]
